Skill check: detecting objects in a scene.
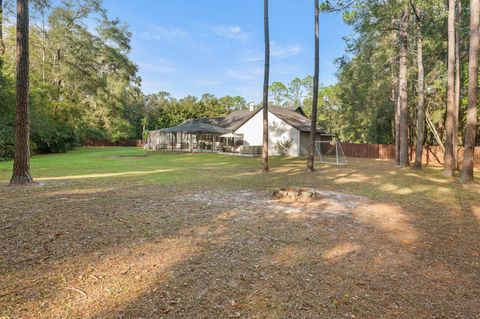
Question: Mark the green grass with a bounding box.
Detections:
[0,147,291,189]
[1,147,479,319]
[1,147,479,210]
[1,147,246,181]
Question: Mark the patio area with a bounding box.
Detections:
[147,119,247,154]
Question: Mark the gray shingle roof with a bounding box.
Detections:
[232,106,330,134]
[268,106,327,134]
[152,106,333,136]
[221,110,252,130]
[163,119,229,134]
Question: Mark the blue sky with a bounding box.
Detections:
[103,0,352,102]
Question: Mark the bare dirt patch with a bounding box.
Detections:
[1,182,479,318]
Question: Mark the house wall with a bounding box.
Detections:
[299,132,332,156]
[235,110,300,156]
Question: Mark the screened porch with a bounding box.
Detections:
[147,120,244,153]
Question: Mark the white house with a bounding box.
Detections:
[147,106,333,157]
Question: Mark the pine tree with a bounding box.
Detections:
[460,0,479,183]
[398,1,409,168]
[445,0,457,176]
[307,0,320,172]
[262,0,270,173]
[10,0,34,185]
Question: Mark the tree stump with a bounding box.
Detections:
[273,187,317,202]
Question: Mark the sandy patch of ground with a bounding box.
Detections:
[1,185,479,319]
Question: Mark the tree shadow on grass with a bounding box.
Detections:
[1,156,479,318]
[0,183,217,316]
[88,186,479,318]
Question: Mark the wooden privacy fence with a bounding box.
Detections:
[340,142,396,160]
[340,142,480,169]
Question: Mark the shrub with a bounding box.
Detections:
[0,121,15,161]
[80,127,108,142]
[274,138,293,156]
[31,115,80,154]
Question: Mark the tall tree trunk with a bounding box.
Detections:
[41,9,46,83]
[414,29,425,169]
[460,0,479,183]
[394,86,400,166]
[262,0,270,172]
[10,0,34,185]
[392,18,400,167]
[0,0,5,59]
[454,0,462,168]
[444,0,457,177]
[398,1,409,168]
[307,0,319,172]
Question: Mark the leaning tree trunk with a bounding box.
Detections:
[444,0,457,177]
[461,0,479,183]
[398,1,409,168]
[414,30,425,169]
[454,0,462,168]
[262,0,270,172]
[10,0,34,185]
[307,0,320,172]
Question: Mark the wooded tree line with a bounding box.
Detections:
[0,0,144,160]
[316,0,478,181]
[272,0,479,152]
[4,0,479,184]
[0,0,252,161]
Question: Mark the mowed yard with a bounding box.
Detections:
[1,147,479,319]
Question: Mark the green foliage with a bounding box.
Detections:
[267,77,346,139]
[144,91,248,131]
[0,0,143,159]
[270,81,288,105]
[274,138,294,156]
[269,76,313,107]
[31,115,80,153]
[331,0,451,145]
[0,74,15,160]
[0,118,15,160]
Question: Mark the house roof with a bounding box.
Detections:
[269,106,328,133]
[151,106,333,136]
[233,106,331,135]
[215,110,253,130]
[163,119,229,134]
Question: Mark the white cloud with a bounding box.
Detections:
[214,25,249,41]
[192,79,221,86]
[137,59,177,75]
[241,49,263,63]
[241,42,302,63]
[226,66,263,81]
[190,43,214,52]
[271,42,301,59]
[141,25,188,42]
[271,64,301,76]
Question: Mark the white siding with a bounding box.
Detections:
[235,110,300,156]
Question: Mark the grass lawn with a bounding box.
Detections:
[1,147,479,318]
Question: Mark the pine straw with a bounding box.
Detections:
[0,155,479,318]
